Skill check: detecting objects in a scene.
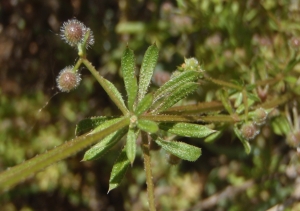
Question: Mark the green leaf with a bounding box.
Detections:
[137,119,159,133]
[159,122,216,138]
[154,136,201,161]
[204,130,223,143]
[247,93,261,103]
[82,128,127,161]
[121,47,138,111]
[153,70,201,103]
[135,93,153,116]
[126,128,137,164]
[271,115,291,136]
[75,116,115,136]
[137,44,159,103]
[108,148,130,192]
[90,117,126,134]
[233,125,251,154]
[102,78,128,113]
[152,82,198,113]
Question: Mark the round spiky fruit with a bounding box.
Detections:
[240,122,259,141]
[56,66,81,92]
[60,19,94,48]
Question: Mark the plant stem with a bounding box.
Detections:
[141,131,156,211]
[142,114,238,123]
[0,117,130,191]
[203,73,243,91]
[82,58,129,115]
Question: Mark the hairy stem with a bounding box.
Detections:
[203,73,243,91]
[141,131,156,211]
[0,117,130,191]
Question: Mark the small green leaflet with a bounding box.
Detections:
[75,116,115,136]
[126,128,137,164]
[82,128,127,161]
[121,47,138,111]
[159,122,216,138]
[108,148,130,192]
[152,82,198,114]
[233,125,251,154]
[153,70,201,103]
[134,93,153,116]
[154,136,201,162]
[137,119,159,133]
[137,44,159,104]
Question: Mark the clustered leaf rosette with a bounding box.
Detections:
[56,66,81,92]
[60,18,94,49]
[73,45,217,192]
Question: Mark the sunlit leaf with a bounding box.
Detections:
[137,44,159,103]
[152,82,198,113]
[153,70,201,103]
[83,128,127,161]
[75,116,115,136]
[135,93,153,116]
[137,119,159,133]
[108,148,130,192]
[121,47,138,111]
[126,128,137,164]
[154,136,201,161]
[204,130,223,143]
[159,122,216,138]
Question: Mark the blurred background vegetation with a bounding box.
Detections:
[1,0,300,210]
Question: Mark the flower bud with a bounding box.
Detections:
[60,19,94,48]
[56,66,81,92]
[240,122,259,141]
[252,107,268,126]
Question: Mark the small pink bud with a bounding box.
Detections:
[56,66,81,92]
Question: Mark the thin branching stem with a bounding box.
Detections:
[141,131,156,211]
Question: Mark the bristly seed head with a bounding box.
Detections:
[240,122,259,141]
[60,19,94,48]
[56,66,81,92]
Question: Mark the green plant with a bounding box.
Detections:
[0,16,299,211]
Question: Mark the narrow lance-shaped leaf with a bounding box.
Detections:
[126,128,137,164]
[135,93,153,116]
[233,125,251,154]
[103,78,128,113]
[108,148,130,192]
[159,122,216,138]
[153,136,201,162]
[137,44,159,104]
[83,128,127,161]
[152,82,198,114]
[153,70,201,103]
[75,116,115,136]
[82,59,129,115]
[137,119,159,133]
[121,47,138,111]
